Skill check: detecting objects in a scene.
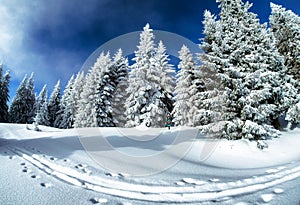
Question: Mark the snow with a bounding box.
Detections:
[1,123,300,204]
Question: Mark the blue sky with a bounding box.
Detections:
[0,0,299,100]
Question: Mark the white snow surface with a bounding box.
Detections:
[1,123,300,204]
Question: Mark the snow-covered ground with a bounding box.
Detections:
[1,123,300,205]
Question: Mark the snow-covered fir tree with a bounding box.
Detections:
[24,73,36,124]
[72,71,85,124]
[126,24,174,127]
[9,73,36,124]
[94,52,120,127]
[199,0,297,140]
[34,84,49,127]
[172,45,197,126]
[0,66,10,123]
[110,49,129,127]
[74,52,111,128]
[55,75,75,129]
[9,76,28,123]
[153,41,175,114]
[48,80,61,127]
[286,101,300,127]
[193,10,224,128]
[269,3,300,92]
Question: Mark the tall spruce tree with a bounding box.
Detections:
[0,66,10,123]
[74,52,111,128]
[199,0,297,140]
[73,71,85,124]
[34,84,50,128]
[48,80,61,127]
[24,73,36,124]
[193,10,224,128]
[154,41,175,114]
[110,49,129,127]
[9,73,36,124]
[56,75,75,129]
[9,75,28,123]
[269,3,300,92]
[172,45,197,126]
[126,24,173,127]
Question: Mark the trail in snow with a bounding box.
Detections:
[7,146,300,203]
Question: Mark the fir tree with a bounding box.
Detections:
[193,10,224,127]
[73,71,85,123]
[9,74,36,124]
[269,3,300,92]
[126,24,173,127]
[9,75,28,123]
[110,49,129,127]
[56,75,75,129]
[95,52,118,127]
[34,84,50,127]
[0,66,10,123]
[154,41,175,114]
[74,52,110,128]
[24,73,36,124]
[48,80,61,127]
[172,45,197,126]
[199,0,297,140]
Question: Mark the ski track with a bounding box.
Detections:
[6,145,300,203]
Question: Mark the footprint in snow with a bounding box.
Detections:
[273,188,284,194]
[8,156,15,159]
[90,197,108,204]
[20,162,26,166]
[209,178,220,182]
[261,194,273,203]
[22,167,32,173]
[63,159,69,162]
[40,182,52,188]
[31,175,40,179]
[49,157,56,161]
[105,172,119,177]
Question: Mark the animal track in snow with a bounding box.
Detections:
[40,182,52,188]
[261,194,273,203]
[273,188,284,194]
[90,197,108,204]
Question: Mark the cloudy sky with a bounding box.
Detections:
[0,0,299,99]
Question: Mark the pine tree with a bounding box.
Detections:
[74,52,111,128]
[110,49,129,127]
[126,24,173,127]
[286,101,300,126]
[154,41,175,114]
[48,80,61,127]
[269,3,300,92]
[172,45,197,126]
[73,71,85,123]
[56,75,75,129]
[0,66,10,123]
[34,85,50,127]
[24,73,36,124]
[199,0,297,140]
[34,85,50,130]
[192,10,224,128]
[9,74,36,124]
[9,76,28,123]
[95,52,119,127]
